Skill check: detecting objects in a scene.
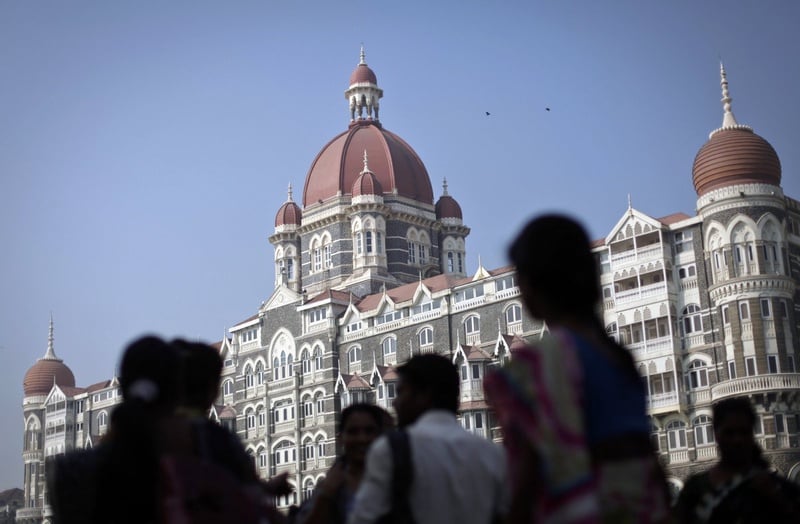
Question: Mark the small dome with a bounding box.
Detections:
[275,200,302,227]
[692,128,781,196]
[352,170,383,197]
[24,359,75,397]
[350,63,377,85]
[436,195,462,220]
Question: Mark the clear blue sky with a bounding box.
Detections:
[1,1,799,488]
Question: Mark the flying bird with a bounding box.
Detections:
[485,111,491,116]
[545,107,550,111]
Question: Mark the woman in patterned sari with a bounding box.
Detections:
[485,214,670,524]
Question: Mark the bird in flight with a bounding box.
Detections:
[485,111,491,116]
[545,107,550,111]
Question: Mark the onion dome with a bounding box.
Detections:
[350,46,378,85]
[692,64,781,196]
[435,178,463,220]
[23,316,76,397]
[352,150,384,197]
[274,184,302,227]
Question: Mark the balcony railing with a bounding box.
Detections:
[695,445,717,460]
[615,282,669,305]
[629,335,675,360]
[668,449,689,464]
[711,373,800,401]
[648,391,681,413]
[687,388,711,405]
[453,295,487,312]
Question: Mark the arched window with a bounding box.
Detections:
[464,315,480,335]
[682,304,703,335]
[258,447,268,469]
[304,478,315,501]
[98,411,108,428]
[348,346,361,364]
[382,337,397,355]
[686,360,709,390]
[301,349,311,374]
[223,379,234,396]
[316,436,325,458]
[418,327,433,347]
[666,420,687,450]
[245,364,254,388]
[303,438,314,461]
[606,322,619,343]
[315,393,324,414]
[505,305,522,326]
[693,415,714,446]
[273,440,295,465]
[257,406,266,428]
[255,362,264,385]
[447,252,454,273]
[314,347,323,370]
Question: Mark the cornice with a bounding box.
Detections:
[708,275,795,302]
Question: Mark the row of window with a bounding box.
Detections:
[661,412,800,451]
[721,299,790,323]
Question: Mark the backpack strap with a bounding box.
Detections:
[387,429,415,524]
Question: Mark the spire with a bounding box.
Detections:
[287,183,294,202]
[442,178,449,196]
[361,149,371,174]
[719,62,739,128]
[359,44,366,65]
[44,313,58,360]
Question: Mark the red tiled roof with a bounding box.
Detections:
[488,265,515,276]
[459,400,489,410]
[232,313,259,328]
[465,346,493,361]
[375,365,399,381]
[59,386,86,396]
[86,380,112,393]
[657,212,693,225]
[356,273,464,312]
[344,373,372,390]
[306,289,352,306]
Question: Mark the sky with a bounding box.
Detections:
[1,1,799,488]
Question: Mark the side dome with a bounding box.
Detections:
[692,128,781,196]
[275,200,301,227]
[352,170,383,197]
[24,359,75,397]
[302,121,433,206]
[436,195,463,220]
[350,62,377,85]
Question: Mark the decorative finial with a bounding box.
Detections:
[627,193,632,210]
[359,44,366,65]
[361,149,371,174]
[719,62,739,128]
[45,313,57,359]
[442,177,449,196]
[287,183,293,202]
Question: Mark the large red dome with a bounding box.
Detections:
[692,127,781,196]
[302,121,433,207]
[24,358,75,397]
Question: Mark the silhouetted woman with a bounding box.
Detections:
[485,214,670,523]
[295,403,391,524]
[673,397,800,523]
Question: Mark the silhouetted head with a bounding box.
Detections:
[173,339,223,412]
[118,335,179,411]
[339,403,389,465]
[713,397,760,468]
[395,355,459,426]
[509,214,599,322]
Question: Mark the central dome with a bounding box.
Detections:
[302,50,434,208]
[303,121,433,206]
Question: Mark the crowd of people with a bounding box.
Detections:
[49,214,799,524]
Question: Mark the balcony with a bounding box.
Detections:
[495,287,521,300]
[610,243,666,269]
[695,445,717,461]
[15,508,43,520]
[460,379,485,402]
[711,373,800,401]
[615,282,670,306]
[628,335,676,360]
[668,449,689,464]
[453,295,486,312]
[647,391,681,414]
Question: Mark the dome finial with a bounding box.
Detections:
[359,44,366,65]
[720,62,739,128]
[361,149,371,174]
[442,177,449,196]
[287,183,293,202]
[44,313,57,360]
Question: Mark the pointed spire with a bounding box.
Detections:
[359,44,366,65]
[719,62,739,128]
[627,193,632,210]
[44,313,58,360]
[361,149,371,174]
[442,178,449,196]
[287,183,293,202]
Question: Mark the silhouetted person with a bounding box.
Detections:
[485,214,670,523]
[296,403,390,524]
[673,397,800,523]
[50,335,182,524]
[349,354,507,524]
